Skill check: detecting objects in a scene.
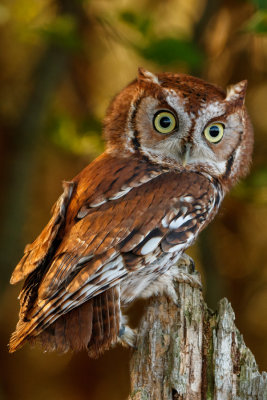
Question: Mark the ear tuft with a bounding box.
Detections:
[138,67,159,85]
[226,80,247,104]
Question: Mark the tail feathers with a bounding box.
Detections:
[88,287,120,358]
[30,300,94,353]
[9,320,30,353]
[9,288,121,356]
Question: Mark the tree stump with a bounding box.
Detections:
[128,266,267,400]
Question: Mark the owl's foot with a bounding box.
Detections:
[116,314,137,349]
[169,262,202,290]
[160,262,202,305]
[177,253,196,273]
[168,252,202,292]
[117,324,137,349]
[140,253,201,305]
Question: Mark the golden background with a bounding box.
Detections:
[0,0,266,399]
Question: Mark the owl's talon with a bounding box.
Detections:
[118,325,137,349]
[119,325,125,337]
[170,263,202,290]
[178,253,195,273]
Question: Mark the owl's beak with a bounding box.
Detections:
[182,143,192,167]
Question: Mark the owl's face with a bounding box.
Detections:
[105,69,253,191]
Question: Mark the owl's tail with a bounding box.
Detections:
[9,288,120,357]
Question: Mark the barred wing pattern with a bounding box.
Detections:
[9,153,222,355]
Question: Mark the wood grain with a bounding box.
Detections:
[128,267,267,400]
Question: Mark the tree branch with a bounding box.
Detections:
[128,267,267,399]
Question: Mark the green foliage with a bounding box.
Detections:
[244,0,267,34]
[244,10,267,33]
[247,168,267,187]
[251,0,267,10]
[138,37,203,68]
[119,10,152,35]
[232,168,267,203]
[118,8,203,69]
[47,113,104,155]
[37,15,82,50]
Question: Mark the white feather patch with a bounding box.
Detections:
[140,236,162,255]
[109,187,132,200]
[182,195,194,203]
[167,243,187,253]
[169,214,192,229]
[161,216,169,228]
[89,199,107,208]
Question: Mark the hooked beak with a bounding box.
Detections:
[182,143,192,167]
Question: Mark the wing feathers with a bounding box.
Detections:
[10,288,120,355]
[88,288,120,358]
[10,153,223,354]
[29,300,94,353]
[10,181,74,284]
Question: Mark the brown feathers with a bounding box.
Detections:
[10,181,74,285]
[88,288,120,358]
[9,69,253,357]
[30,300,93,353]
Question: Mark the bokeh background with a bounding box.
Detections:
[0,0,266,399]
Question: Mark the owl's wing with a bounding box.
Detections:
[38,167,220,297]
[10,153,164,285]
[10,158,221,352]
[10,181,74,285]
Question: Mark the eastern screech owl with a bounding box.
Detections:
[9,68,253,357]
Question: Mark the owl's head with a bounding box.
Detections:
[104,68,253,191]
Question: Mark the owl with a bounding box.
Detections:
[9,68,253,357]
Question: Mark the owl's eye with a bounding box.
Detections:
[153,111,177,134]
[204,123,224,143]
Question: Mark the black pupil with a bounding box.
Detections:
[209,125,220,137]
[160,116,171,128]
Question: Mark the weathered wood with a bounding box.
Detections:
[128,266,267,400]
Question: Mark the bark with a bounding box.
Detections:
[128,267,267,400]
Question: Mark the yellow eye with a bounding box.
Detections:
[153,111,177,134]
[204,123,224,143]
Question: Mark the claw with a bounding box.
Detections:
[118,325,137,349]
[178,253,196,273]
[170,255,202,290]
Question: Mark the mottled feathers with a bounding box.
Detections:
[9,68,253,356]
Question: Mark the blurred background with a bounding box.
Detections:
[0,0,266,399]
